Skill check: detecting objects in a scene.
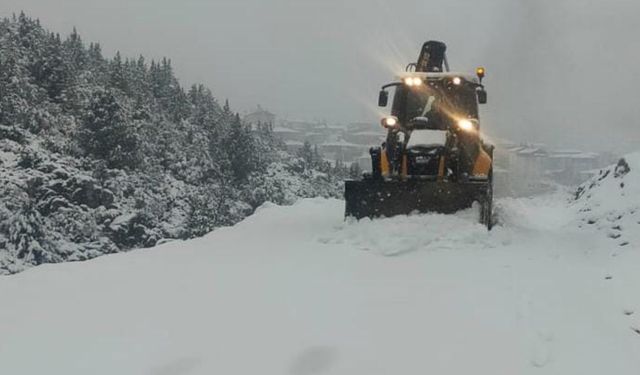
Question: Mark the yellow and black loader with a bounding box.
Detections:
[344,41,494,229]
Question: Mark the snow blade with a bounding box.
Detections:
[344,179,491,227]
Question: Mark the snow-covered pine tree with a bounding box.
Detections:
[298,141,314,168]
[110,51,129,95]
[4,202,56,266]
[78,89,140,169]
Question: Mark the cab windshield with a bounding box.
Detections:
[391,81,479,129]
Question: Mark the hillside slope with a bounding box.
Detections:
[574,152,640,247]
[0,14,344,274]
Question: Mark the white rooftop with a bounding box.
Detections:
[321,139,362,148]
[272,127,301,134]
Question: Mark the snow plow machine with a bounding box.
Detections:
[344,41,494,229]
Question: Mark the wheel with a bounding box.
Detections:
[480,192,493,230]
[479,169,493,230]
[370,147,383,180]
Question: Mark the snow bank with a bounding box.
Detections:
[323,205,499,256]
[574,152,640,247]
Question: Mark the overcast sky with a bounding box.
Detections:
[2,0,639,152]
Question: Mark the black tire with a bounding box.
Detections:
[479,170,493,230]
[370,147,382,180]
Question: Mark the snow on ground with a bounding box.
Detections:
[574,152,640,247]
[1,164,640,374]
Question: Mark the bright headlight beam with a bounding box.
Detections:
[458,119,475,132]
[384,117,397,126]
[452,77,462,85]
[403,77,423,86]
[381,116,398,128]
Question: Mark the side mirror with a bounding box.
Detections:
[378,90,389,107]
[477,90,487,104]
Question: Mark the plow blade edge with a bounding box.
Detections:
[344,179,489,219]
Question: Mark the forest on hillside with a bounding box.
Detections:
[0,12,348,274]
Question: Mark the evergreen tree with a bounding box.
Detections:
[78,89,139,169]
[4,203,55,266]
[86,42,108,83]
[298,141,314,167]
[109,51,129,94]
[62,27,86,72]
[226,113,255,181]
[39,32,71,103]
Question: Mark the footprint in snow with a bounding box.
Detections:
[529,328,554,368]
[530,345,552,368]
[289,346,338,375]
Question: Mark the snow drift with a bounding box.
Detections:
[574,152,640,247]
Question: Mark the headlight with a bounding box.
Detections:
[452,76,462,85]
[457,119,475,132]
[381,116,399,128]
[403,77,423,86]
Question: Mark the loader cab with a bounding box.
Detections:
[388,75,481,132]
[376,73,488,180]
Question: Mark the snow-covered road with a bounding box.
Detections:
[1,186,639,374]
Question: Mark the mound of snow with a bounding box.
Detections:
[574,152,640,247]
[322,205,499,256]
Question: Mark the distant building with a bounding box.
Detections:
[500,145,552,196]
[319,139,366,163]
[243,105,275,129]
[343,129,385,146]
[545,150,601,185]
[492,141,614,196]
[283,140,305,153]
[272,127,306,142]
[283,120,326,132]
